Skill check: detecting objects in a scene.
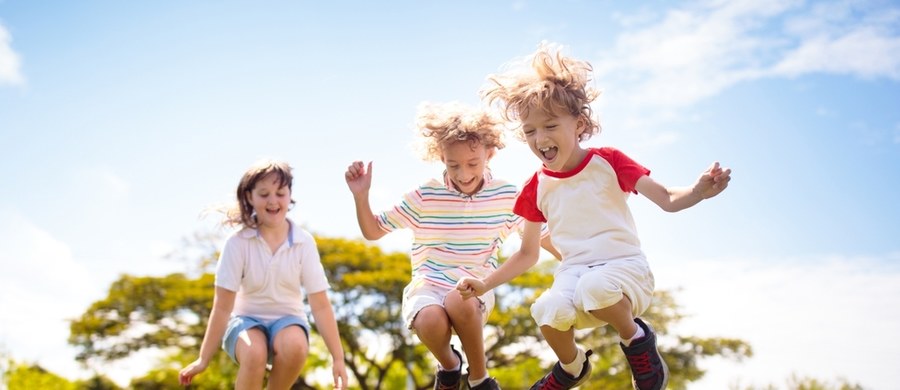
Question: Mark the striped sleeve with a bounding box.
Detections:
[377,187,423,232]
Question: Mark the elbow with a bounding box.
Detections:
[361,229,384,241]
[660,204,680,213]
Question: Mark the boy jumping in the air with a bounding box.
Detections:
[457,44,731,390]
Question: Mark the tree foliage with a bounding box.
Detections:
[66,233,767,389]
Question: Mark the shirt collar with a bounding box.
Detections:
[443,168,493,196]
[239,218,299,247]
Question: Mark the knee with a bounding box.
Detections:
[237,343,269,373]
[412,306,450,335]
[272,327,308,367]
[444,292,482,322]
[531,292,576,326]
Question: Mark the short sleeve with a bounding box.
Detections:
[597,147,651,194]
[215,235,243,292]
[299,232,330,295]
[376,188,422,233]
[513,172,546,222]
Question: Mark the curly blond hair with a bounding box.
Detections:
[413,101,506,162]
[481,43,601,142]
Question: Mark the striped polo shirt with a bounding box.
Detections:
[376,171,523,291]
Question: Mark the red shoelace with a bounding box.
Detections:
[627,351,653,375]
[537,374,567,390]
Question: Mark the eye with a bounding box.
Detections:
[523,129,535,136]
[546,124,557,129]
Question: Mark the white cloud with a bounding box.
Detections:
[654,253,900,389]
[592,0,900,129]
[773,27,900,79]
[0,23,25,86]
[0,209,95,380]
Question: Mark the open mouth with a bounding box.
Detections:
[539,146,558,162]
[456,177,476,187]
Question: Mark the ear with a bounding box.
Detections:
[575,116,587,139]
[485,147,496,162]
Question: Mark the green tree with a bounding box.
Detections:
[69,233,754,389]
[485,260,753,389]
[3,361,78,390]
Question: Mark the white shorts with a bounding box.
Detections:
[531,257,655,331]
[402,282,496,330]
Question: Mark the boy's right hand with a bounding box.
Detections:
[345,161,373,194]
[457,277,487,299]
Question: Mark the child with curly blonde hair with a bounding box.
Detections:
[345,101,558,390]
[457,44,732,390]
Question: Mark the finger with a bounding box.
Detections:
[367,161,373,176]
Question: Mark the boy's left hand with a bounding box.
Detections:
[695,162,731,199]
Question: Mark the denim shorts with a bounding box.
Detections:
[222,315,310,364]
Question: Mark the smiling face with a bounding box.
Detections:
[520,108,587,172]
[441,140,492,196]
[246,173,291,228]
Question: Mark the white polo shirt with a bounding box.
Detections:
[215,219,330,323]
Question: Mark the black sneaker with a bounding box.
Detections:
[529,349,593,390]
[469,377,501,390]
[434,345,464,390]
[620,318,669,390]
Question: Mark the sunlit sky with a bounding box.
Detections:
[1,1,899,388]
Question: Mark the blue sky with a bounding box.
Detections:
[1,0,899,388]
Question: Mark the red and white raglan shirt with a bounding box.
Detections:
[514,147,651,268]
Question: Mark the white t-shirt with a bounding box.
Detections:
[215,219,330,323]
[515,147,650,268]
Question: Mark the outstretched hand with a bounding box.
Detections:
[695,162,731,199]
[456,277,487,300]
[345,161,373,195]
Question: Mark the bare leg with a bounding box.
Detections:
[588,296,638,339]
[540,325,578,364]
[268,325,308,390]
[234,328,268,390]
[444,291,487,380]
[412,305,459,370]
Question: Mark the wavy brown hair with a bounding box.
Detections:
[224,160,295,229]
[481,43,601,142]
[413,101,506,162]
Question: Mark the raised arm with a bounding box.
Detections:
[309,291,349,389]
[344,161,387,241]
[458,220,543,298]
[179,286,236,386]
[636,161,732,213]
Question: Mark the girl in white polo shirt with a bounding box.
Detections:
[180,160,348,389]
